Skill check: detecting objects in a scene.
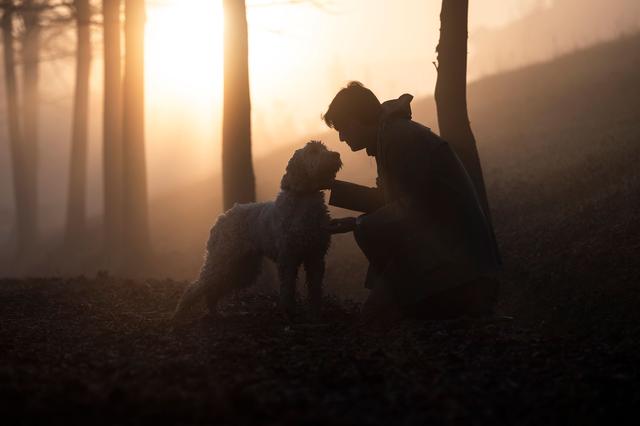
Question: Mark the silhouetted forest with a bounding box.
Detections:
[1,0,639,424]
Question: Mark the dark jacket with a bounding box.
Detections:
[333,94,500,305]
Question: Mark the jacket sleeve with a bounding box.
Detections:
[328,180,385,213]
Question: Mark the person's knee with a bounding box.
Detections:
[353,216,376,254]
[353,213,367,238]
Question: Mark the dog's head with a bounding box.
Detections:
[280,141,342,193]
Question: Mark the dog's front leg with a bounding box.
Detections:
[304,257,325,319]
[278,262,298,320]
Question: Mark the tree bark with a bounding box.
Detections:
[20,0,40,254]
[222,0,255,210]
[65,0,92,247]
[2,2,35,257]
[102,0,123,263]
[122,0,150,261]
[434,0,500,260]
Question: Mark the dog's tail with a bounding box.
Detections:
[172,279,208,323]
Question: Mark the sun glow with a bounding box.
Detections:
[145,0,223,107]
[143,0,224,194]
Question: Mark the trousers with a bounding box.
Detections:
[353,207,499,320]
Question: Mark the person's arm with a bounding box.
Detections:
[328,180,385,213]
[325,217,357,234]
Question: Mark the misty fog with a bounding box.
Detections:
[0,0,638,244]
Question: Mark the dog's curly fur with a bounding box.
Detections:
[173,141,342,322]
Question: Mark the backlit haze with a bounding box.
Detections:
[142,0,637,191]
[0,0,638,239]
[144,0,544,181]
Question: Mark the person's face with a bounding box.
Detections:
[337,119,375,152]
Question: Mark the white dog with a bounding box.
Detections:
[173,141,342,322]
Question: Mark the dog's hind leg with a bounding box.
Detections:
[204,282,232,315]
[172,278,209,323]
[207,253,262,313]
[304,257,325,318]
[172,246,222,322]
[234,253,263,290]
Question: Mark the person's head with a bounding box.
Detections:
[323,81,381,152]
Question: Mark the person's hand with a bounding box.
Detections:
[325,217,357,234]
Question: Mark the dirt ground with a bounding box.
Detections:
[1,276,639,425]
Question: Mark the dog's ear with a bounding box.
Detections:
[281,151,313,192]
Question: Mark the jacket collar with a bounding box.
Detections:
[366,93,414,156]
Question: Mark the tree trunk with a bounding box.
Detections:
[20,0,40,255]
[2,3,33,258]
[434,0,500,261]
[102,0,123,263]
[65,0,92,247]
[122,0,150,261]
[222,0,255,210]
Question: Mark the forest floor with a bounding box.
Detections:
[1,276,639,425]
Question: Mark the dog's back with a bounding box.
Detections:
[173,141,341,323]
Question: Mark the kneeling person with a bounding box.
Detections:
[323,82,501,323]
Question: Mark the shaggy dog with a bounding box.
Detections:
[173,141,342,322]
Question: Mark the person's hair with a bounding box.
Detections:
[322,81,382,130]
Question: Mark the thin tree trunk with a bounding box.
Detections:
[102,0,123,263]
[65,0,92,247]
[20,0,40,254]
[122,0,150,261]
[2,2,32,257]
[434,0,500,260]
[222,0,255,210]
